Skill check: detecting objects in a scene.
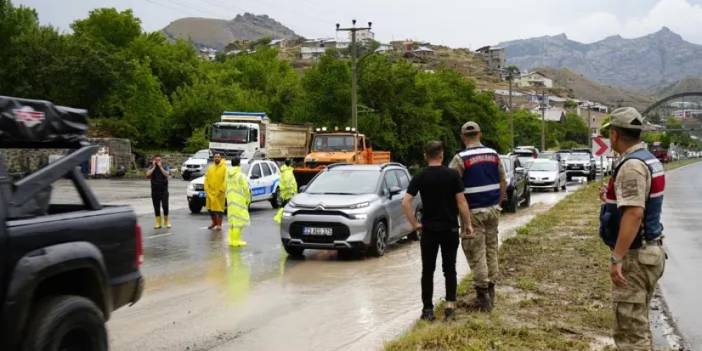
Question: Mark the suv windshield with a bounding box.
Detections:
[211,125,250,143]
[306,170,379,194]
[530,161,558,171]
[569,153,590,161]
[312,135,354,152]
[193,150,210,159]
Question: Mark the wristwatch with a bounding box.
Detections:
[610,254,624,265]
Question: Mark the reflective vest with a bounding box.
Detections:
[459,145,501,209]
[226,166,251,227]
[599,148,665,249]
[279,165,298,201]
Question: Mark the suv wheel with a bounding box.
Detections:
[283,244,304,257]
[504,192,518,213]
[408,210,422,241]
[369,221,388,257]
[270,188,282,209]
[189,201,202,214]
[23,295,107,351]
[520,187,531,208]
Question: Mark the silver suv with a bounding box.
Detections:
[280,163,421,257]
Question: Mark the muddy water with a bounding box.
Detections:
[107,184,581,351]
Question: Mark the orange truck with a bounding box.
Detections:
[294,129,391,185]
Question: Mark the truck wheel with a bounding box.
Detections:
[189,202,202,214]
[22,295,107,351]
[369,221,388,257]
[283,244,304,257]
[270,189,282,209]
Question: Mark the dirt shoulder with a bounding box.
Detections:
[385,159,699,351]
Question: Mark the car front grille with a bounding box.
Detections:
[194,184,204,191]
[186,164,201,169]
[293,210,351,218]
[289,222,351,243]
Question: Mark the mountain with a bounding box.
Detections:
[162,13,300,50]
[656,77,702,98]
[499,27,702,91]
[533,67,654,111]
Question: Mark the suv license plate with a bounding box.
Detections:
[303,227,333,236]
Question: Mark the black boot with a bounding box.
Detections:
[488,282,496,305]
[474,287,493,312]
[420,308,435,321]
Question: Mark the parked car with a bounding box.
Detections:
[180,149,211,180]
[279,163,421,257]
[539,151,562,163]
[528,159,567,192]
[511,147,539,170]
[1,96,143,351]
[500,155,531,212]
[186,159,283,213]
[595,156,613,176]
[565,152,596,181]
[515,146,540,158]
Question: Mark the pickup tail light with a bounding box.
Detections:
[135,223,144,267]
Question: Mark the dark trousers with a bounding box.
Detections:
[151,184,169,217]
[420,230,459,310]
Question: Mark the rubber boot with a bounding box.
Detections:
[154,216,162,229]
[488,282,496,305]
[228,227,247,247]
[472,287,493,312]
[164,216,172,229]
[273,208,284,224]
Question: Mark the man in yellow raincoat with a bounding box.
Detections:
[226,157,251,247]
[204,153,227,231]
[274,159,298,223]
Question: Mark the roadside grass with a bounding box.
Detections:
[386,182,614,351]
[385,158,701,351]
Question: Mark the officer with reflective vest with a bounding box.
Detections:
[599,107,666,350]
[226,157,251,247]
[274,159,298,224]
[449,121,506,312]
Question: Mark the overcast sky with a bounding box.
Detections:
[14,0,702,48]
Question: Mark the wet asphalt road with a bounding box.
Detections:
[659,162,702,350]
[81,179,585,351]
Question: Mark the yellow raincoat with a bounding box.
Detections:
[226,166,251,247]
[204,162,227,212]
[274,164,298,223]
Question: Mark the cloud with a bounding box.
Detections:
[564,0,702,43]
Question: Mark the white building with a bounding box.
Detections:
[349,28,374,42]
[300,38,349,60]
[516,72,554,89]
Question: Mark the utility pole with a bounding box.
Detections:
[540,89,546,152]
[337,20,372,158]
[508,76,514,149]
[587,107,592,149]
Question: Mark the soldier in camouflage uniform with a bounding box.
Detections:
[450,121,506,311]
[599,107,666,350]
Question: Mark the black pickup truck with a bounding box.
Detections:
[0,96,143,351]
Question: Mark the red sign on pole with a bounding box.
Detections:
[593,136,610,156]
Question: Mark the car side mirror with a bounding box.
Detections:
[389,186,402,197]
[515,167,525,175]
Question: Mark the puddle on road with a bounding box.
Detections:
[109,185,582,351]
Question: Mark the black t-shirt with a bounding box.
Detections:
[150,165,169,187]
[407,166,464,232]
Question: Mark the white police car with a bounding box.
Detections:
[186,159,283,214]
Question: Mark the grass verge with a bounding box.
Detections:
[664,158,701,171]
[386,182,612,351]
[385,158,701,351]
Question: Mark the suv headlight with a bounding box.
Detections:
[350,213,368,220]
[348,201,369,209]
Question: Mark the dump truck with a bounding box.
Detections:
[294,128,391,185]
[209,112,313,161]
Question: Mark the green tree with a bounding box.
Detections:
[71,8,141,48]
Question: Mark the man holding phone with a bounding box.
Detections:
[147,155,171,229]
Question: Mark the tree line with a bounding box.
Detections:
[0,1,590,165]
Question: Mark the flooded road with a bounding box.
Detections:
[71,179,583,350]
[660,162,702,350]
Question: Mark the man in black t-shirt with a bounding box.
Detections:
[402,141,473,321]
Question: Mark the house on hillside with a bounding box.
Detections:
[413,46,435,59]
[475,46,505,74]
[515,72,554,89]
[300,38,349,60]
[532,106,566,123]
[199,47,218,61]
[375,43,392,53]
